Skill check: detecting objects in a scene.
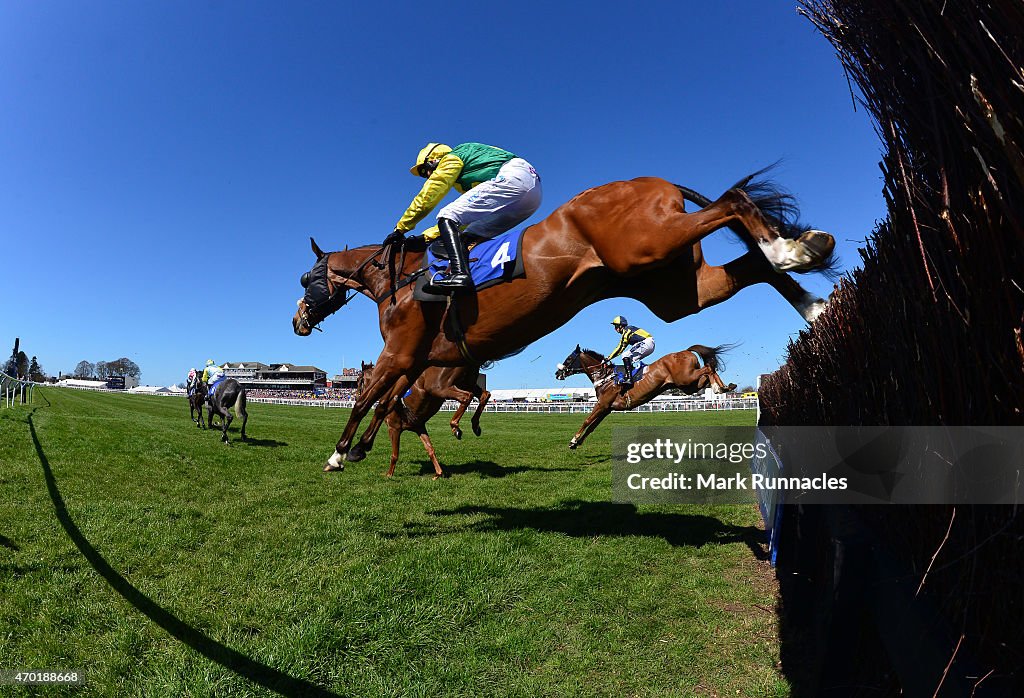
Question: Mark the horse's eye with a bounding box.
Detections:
[300,272,310,288]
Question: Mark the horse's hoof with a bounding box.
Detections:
[569,441,578,450]
[452,427,463,440]
[345,444,366,462]
[725,383,737,392]
[763,231,834,272]
[798,230,835,265]
[472,424,482,437]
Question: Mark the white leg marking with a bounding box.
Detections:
[327,451,345,470]
[759,238,815,272]
[793,292,828,323]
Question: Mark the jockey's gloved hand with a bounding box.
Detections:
[383,229,404,246]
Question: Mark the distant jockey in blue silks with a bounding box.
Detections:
[606,316,655,388]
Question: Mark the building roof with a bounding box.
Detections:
[266,364,325,373]
[58,379,108,388]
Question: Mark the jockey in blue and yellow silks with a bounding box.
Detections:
[606,316,655,387]
[201,359,225,397]
[382,142,542,291]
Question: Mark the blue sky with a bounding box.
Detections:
[1,1,883,390]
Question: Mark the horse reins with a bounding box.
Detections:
[562,352,617,389]
[301,241,476,366]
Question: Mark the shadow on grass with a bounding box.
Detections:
[432,460,580,478]
[403,499,766,550]
[241,437,288,448]
[27,411,339,698]
[0,534,19,551]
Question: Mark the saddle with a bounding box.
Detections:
[413,228,528,303]
[207,377,225,400]
[613,362,647,386]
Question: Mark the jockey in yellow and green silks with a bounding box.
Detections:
[382,142,542,291]
[606,316,655,387]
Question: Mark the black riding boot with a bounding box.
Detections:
[622,356,634,387]
[428,217,472,291]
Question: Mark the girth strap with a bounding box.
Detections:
[445,295,480,366]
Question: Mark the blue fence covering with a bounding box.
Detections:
[749,428,784,566]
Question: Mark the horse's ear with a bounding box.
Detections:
[344,244,349,251]
[575,344,581,351]
[310,237,326,260]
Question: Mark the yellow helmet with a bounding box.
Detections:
[410,143,452,176]
[611,316,628,326]
[206,359,215,366]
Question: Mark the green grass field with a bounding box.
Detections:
[0,389,785,697]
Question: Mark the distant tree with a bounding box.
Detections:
[738,385,756,393]
[105,357,141,381]
[16,351,28,379]
[74,360,96,378]
[95,360,108,378]
[29,356,45,382]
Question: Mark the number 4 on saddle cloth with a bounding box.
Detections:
[413,228,528,302]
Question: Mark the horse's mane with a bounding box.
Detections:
[579,348,604,360]
[332,236,429,255]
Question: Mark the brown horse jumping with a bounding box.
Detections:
[357,361,491,479]
[293,171,835,471]
[554,344,737,449]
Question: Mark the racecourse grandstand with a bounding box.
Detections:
[332,368,361,391]
[222,362,327,392]
[221,361,269,383]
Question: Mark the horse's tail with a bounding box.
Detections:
[686,343,738,373]
[232,384,247,416]
[674,165,840,279]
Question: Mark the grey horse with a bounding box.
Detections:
[207,378,248,444]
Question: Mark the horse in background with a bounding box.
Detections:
[554,344,737,449]
[206,378,248,444]
[187,377,207,428]
[356,361,490,479]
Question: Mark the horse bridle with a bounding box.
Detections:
[557,350,614,384]
[298,245,391,333]
[298,238,431,333]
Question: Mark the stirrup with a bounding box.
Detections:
[426,273,472,291]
